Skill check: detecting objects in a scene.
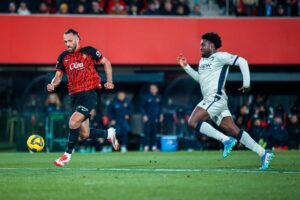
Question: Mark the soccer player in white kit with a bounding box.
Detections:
[177,32,273,170]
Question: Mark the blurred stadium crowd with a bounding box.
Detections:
[1,82,299,152]
[0,0,299,17]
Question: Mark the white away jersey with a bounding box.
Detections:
[197,52,239,97]
[198,52,238,97]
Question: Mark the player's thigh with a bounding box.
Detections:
[193,95,225,124]
[79,118,90,139]
[219,116,240,136]
[188,106,210,129]
[204,95,230,126]
[75,90,98,119]
[69,111,87,129]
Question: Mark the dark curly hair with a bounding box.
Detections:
[201,32,222,49]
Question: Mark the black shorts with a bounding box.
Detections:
[70,90,98,119]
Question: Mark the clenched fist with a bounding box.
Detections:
[104,82,114,90]
[177,54,188,68]
[47,83,55,92]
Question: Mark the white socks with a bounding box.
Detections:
[198,122,265,158]
[199,122,229,143]
[240,131,265,157]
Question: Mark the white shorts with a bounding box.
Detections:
[197,94,232,126]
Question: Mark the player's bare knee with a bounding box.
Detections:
[69,120,80,129]
[188,118,197,129]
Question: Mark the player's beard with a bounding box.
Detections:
[201,49,209,58]
[67,44,77,52]
[201,49,214,58]
[201,52,210,58]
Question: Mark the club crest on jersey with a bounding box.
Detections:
[69,62,84,70]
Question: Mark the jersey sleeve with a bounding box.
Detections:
[183,65,200,82]
[55,52,67,73]
[85,46,103,63]
[218,52,239,66]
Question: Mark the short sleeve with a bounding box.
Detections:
[85,46,103,62]
[55,52,67,73]
[217,52,239,66]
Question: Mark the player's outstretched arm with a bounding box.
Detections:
[47,71,63,92]
[177,54,199,82]
[236,56,251,93]
[101,57,114,90]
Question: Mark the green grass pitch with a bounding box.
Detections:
[0,151,299,200]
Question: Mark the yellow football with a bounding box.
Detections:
[27,135,45,152]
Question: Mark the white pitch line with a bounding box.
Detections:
[0,167,300,174]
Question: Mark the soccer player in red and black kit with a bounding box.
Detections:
[47,29,119,167]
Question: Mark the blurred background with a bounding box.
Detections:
[0,0,299,153]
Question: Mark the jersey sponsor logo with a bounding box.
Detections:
[200,63,212,69]
[69,62,84,70]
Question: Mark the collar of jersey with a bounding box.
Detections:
[206,52,217,59]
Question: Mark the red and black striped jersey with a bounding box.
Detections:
[55,46,103,95]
